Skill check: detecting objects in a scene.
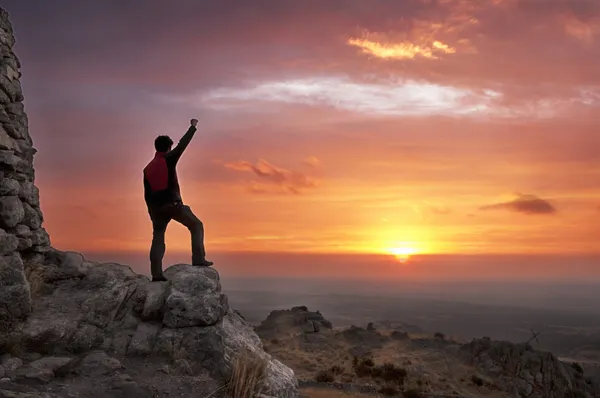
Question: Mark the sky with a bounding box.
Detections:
[3,1,600,275]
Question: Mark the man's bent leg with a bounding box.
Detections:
[170,204,210,265]
[149,208,171,278]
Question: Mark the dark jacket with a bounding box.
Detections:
[143,126,197,207]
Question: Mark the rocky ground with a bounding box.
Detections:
[0,249,299,398]
[256,306,600,398]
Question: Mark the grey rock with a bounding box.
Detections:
[461,338,581,398]
[20,203,40,230]
[0,252,26,286]
[79,351,124,376]
[16,356,72,383]
[14,259,300,398]
[12,224,29,237]
[0,125,14,151]
[17,181,38,207]
[29,228,49,247]
[139,281,168,321]
[127,323,160,356]
[162,265,228,328]
[0,228,18,255]
[0,196,23,228]
[2,358,22,372]
[256,305,333,340]
[0,177,18,196]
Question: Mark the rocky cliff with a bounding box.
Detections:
[0,7,51,334]
[0,7,298,397]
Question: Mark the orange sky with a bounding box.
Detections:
[4,0,600,261]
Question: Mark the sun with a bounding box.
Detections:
[388,246,418,263]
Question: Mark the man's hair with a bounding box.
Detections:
[154,135,173,152]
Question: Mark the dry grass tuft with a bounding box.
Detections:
[225,350,269,398]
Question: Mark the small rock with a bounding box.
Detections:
[79,351,124,376]
[19,367,54,384]
[3,358,23,372]
[28,356,72,372]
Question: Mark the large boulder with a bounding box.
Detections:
[460,337,595,398]
[255,305,333,340]
[14,251,298,397]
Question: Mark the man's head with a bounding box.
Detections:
[154,135,173,152]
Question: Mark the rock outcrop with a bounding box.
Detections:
[461,337,596,398]
[255,306,333,340]
[6,250,298,397]
[0,7,51,333]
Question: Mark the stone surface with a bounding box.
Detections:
[255,306,333,339]
[460,337,594,398]
[14,256,299,397]
[0,6,48,330]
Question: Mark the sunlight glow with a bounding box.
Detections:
[389,246,418,263]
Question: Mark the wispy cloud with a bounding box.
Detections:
[195,77,502,116]
[480,194,556,215]
[224,158,318,195]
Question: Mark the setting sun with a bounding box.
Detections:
[389,246,418,262]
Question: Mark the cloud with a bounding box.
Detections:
[195,77,504,117]
[561,13,600,43]
[224,158,318,194]
[303,156,321,168]
[480,193,556,215]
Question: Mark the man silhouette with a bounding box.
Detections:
[143,118,213,282]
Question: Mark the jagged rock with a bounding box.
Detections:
[162,265,229,328]
[0,178,19,196]
[17,259,298,397]
[0,196,23,229]
[78,351,124,376]
[0,229,18,255]
[0,253,31,324]
[461,338,593,398]
[255,306,333,339]
[2,358,22,372]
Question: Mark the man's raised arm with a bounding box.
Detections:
[167,118,199,161]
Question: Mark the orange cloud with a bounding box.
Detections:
[347,36,456,60]
[224,158,319,194]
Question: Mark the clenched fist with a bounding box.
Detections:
[190,118,198,127]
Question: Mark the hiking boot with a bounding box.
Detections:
[152,275,168,282]
[193,260,214,267]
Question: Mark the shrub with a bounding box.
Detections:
[315,370,335,383]
[226,351,268,398]
[378,362,407,384]
[353,356,376,378]
[434,332,445,340]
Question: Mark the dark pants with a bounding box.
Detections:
[148,202,206,278]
